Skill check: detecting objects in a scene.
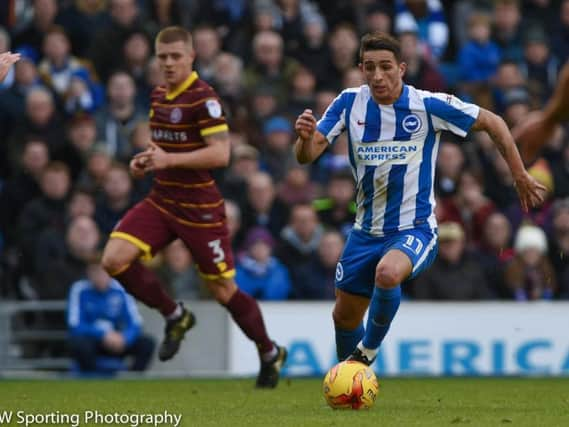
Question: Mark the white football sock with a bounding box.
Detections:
[357,342,378,361]
[166,304,183,321]
[261,345,278,362]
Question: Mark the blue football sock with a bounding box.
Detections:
[335,323,365,361]
[362,286,401,352]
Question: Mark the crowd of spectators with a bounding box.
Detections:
[1,0,569,305]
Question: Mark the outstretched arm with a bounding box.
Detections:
[513,62,569,164]
[0,52,20,83]
[294,109,329,164]
[471,108,546,211]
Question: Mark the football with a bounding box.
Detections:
[322,361,379,410]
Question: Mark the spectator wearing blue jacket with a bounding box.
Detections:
[458,13,501,84]
[67,260,155,373]
[236,227,291,300]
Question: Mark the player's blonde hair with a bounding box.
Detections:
[156,26,192,46]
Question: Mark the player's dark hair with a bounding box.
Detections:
[359,32,401,63]
[156,26,192,46]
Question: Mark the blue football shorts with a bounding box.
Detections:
[335,227,438,298]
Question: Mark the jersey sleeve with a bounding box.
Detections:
[316,91,347,144]
[195,89,229,138]
[425,92,480,137]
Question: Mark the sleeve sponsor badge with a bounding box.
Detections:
[205,99,222,118]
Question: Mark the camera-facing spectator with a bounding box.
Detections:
[478,212,515,298]
[242,171,289,239]
[277,165,318,205]
[192,25,222,84]
[491,0,523,62]
[33,214,100,300]
[314,169,356,237]
[260,116,297,183]
[244,31,299,105]
[400,30,446,92]
[68,259,155,374]
[236,226,291,301]
[18,161,71,276]
[156,239,203,300]
[95,70,147,162]
[77,146,113,194]
[275,203,323,289]
[38,26,103,114]
[458,13,500,87]
[505,224,557,300]
[414,222,492,300]
[94,162,134,237]
[395,0,449,60]
[0,138,49,247]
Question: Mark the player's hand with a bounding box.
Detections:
[134,141,172,171]
[513,170,547,212]
[0,52,20,83]
[129,156,147,179]
[295,109,317,142]
[103,331,125,354]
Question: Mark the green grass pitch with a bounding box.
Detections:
[1,378,568,427]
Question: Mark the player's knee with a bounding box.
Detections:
[332,306,360,330]
[375,264,401,288]
[100,250,121,275]
[207,279,237,304]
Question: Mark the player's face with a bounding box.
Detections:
[156,40,195,88]
[360,49,406,104]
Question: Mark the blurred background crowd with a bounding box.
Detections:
[1,0,569,306]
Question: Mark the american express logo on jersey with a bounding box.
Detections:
[355,141,419,164]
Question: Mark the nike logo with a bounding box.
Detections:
[357,120,365,125]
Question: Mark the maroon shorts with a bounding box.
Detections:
[110,198,235,280]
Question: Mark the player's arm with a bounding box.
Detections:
[294,109,328,164]
[544,61,569,123]
[471,108,546,211]
[134,131,230,171]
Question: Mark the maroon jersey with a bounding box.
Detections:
[148,71,228,227]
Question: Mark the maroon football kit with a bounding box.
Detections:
[111,71,234,279]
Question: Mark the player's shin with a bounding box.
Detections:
[224,289,275,359]
[113,260,178,317]
[360,285,401,360]
[335,323,365,361]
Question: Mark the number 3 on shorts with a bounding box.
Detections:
[208,239,225,263]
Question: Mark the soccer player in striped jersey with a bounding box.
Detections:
[101,27,286,388]
[294,32,545,365]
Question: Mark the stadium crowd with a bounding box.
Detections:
[1,0,569,305]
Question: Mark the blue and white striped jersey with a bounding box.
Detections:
[316,84,479,236]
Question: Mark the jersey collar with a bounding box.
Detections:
[166,71,198,101]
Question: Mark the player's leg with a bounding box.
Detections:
[351,229,438,364]
[183,223,286,388]
[332,289,368,361]
[101,200,194,362]
[333,229,381,360]
[203,276,287,388]
[101,200,177,316]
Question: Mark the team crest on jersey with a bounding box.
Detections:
[335,262,344,281]
[402,114,422,133]
[206,99,222,118]
[170,107,183,123]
